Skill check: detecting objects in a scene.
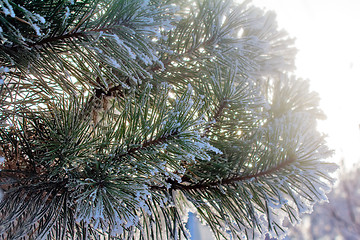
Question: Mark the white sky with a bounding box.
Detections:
[252,0,360,168]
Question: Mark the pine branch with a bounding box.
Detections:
[0,10,31,25]
[87,41,213,109]
[203,100,228,137]
[212,101,228,123]
[153,155,296,191]
[28,28,113,47]
[29,32,86,47]
[116,131,179,159]
[0,0,335,238]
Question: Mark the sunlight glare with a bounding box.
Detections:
[252,0,360,167]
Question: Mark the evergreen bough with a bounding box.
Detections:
[0,0,336,239]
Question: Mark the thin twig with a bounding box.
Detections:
[115,131,178,160]
[0,11,31,25]
[202,100,228,137]
[29,28,112,47]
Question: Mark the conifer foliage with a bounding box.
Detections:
[0,0,336,239]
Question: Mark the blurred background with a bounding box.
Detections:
[189,0,360,239]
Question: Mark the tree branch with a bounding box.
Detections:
[28,28,111,47]
[152,155,296,191]
[202,100,228,137]
[115,131,179,160]
[29,32,86,47]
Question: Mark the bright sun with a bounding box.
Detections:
[251,0,360,168]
